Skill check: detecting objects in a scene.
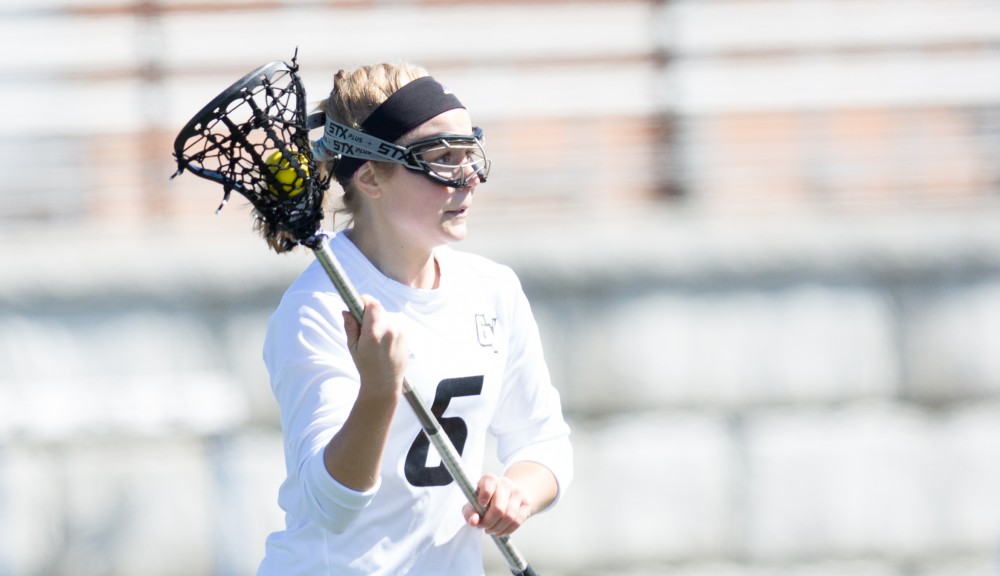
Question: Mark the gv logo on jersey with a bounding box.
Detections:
[474,314,498,353]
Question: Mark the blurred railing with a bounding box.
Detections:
[2,0,997,230]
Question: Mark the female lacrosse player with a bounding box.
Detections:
[256,63,573,576]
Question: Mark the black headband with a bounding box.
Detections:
[332,76,465,181]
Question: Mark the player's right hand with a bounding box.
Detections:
[343,295,407,399]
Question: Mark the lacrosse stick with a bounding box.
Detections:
[170,52,539,576]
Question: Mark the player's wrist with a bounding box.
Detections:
[355,381,402,406]
[503,461,558,515]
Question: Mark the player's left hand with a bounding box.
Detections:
[462,474,531,537]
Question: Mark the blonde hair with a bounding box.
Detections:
[317,63,429,222]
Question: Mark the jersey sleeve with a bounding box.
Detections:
[488,270,574,507]
[263,282,380,534]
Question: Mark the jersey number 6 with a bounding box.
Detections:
[404,375,484,487]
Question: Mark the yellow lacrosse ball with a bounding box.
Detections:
[265,150,309,198]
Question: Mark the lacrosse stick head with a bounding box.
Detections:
[171,54,329,253]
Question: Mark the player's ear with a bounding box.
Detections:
[355,162,382,199]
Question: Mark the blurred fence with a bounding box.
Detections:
[2,1,1000,575]
[3,0,999,223]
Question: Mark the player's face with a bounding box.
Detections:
[377,108,479,248]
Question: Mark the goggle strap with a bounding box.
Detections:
[314,118,420,169]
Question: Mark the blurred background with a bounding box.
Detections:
[2,0,1000,575]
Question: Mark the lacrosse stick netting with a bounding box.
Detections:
[171,57,327,252]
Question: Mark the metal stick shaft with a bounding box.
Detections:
[309,234,534,575]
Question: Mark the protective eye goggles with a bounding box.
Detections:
[312,117,491,188]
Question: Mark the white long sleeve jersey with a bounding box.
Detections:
[257,232,573,576]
